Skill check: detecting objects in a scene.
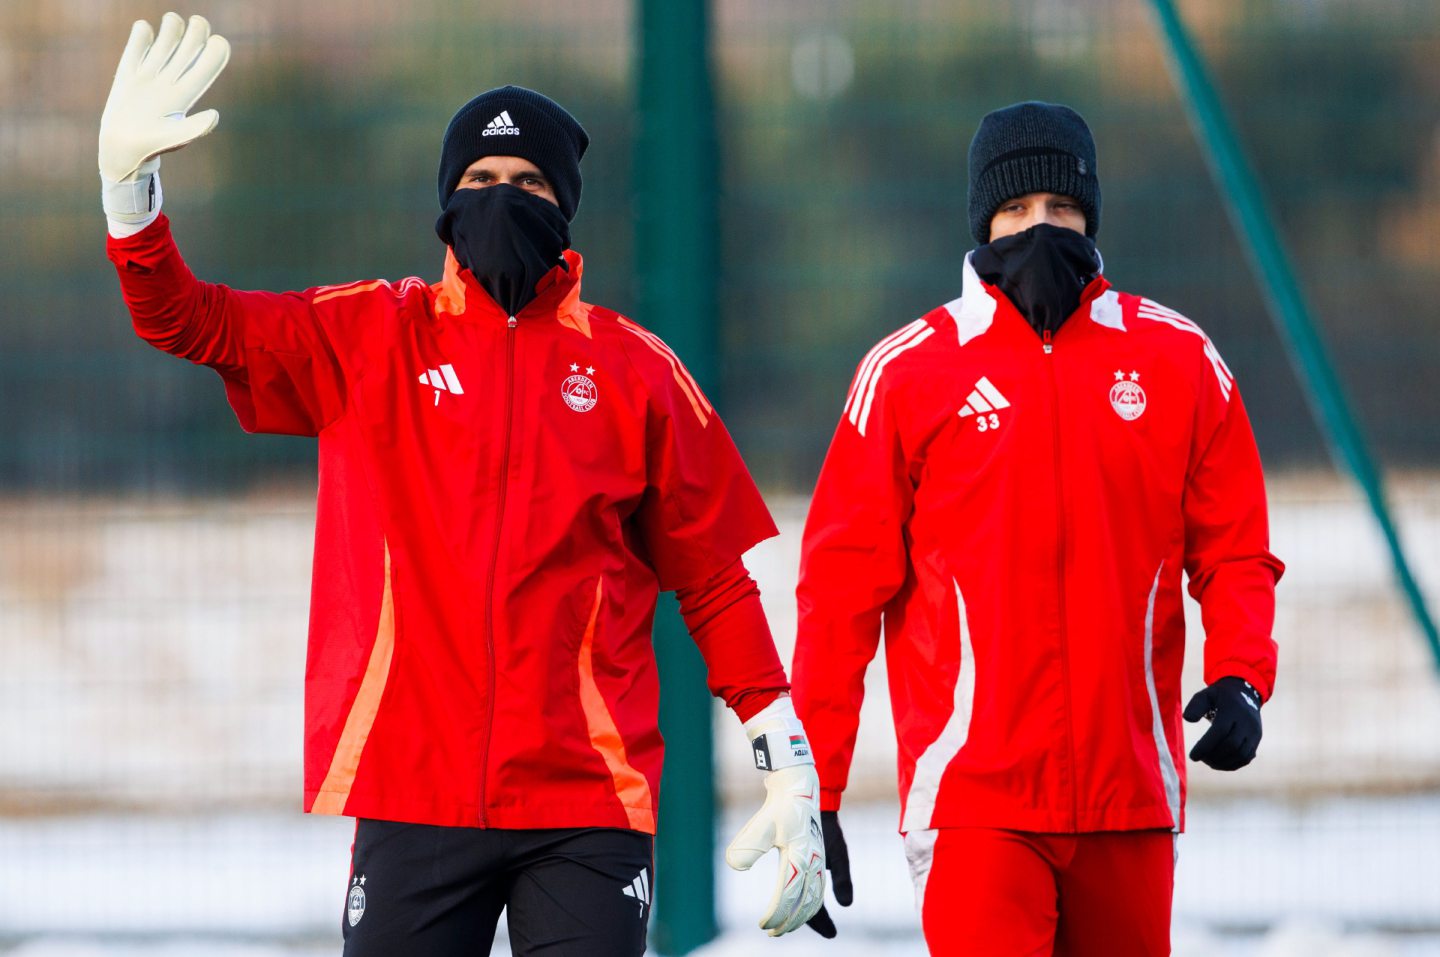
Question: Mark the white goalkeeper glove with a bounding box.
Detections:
[726,695,826,937]
[99,13,230,233]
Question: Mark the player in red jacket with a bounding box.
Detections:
[792,101,1284,954]
[98,14,824,955]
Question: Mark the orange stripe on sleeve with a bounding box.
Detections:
[577,577,656,833]
[626,322,713,414]
[311,542,397,815]
[616,318,712,427]
[312,279,389,304]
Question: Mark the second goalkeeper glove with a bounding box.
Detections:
[804,810,852,937]
[1184,676,1263,771]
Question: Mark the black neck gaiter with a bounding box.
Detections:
[435,184,571,318]
[970,223,1102,338]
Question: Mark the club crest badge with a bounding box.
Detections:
[1109,370,1146,421]
[562,363,598,413]
[347,875,367,927]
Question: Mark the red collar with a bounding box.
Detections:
[433,248,587,329]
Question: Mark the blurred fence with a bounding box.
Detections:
[1,0,1439,491]
[2,0,1440,948]
[4,475,1440,815]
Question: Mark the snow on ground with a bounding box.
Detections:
[1,798,1439,954]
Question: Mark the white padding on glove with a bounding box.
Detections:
[102,161,162,237]
[99,12,230,184]
[727,697,825,936]
[741,693,815,771]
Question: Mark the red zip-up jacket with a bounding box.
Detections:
[108,214,784,832]
[792,254,1283,834]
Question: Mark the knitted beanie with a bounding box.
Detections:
[967,101,1100,244]
[437,85,589,221]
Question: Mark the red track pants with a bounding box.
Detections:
[903,827,1175,956]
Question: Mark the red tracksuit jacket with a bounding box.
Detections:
[108,215,782,832]
[792,254,1283,834]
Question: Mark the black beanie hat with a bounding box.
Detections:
[437,85,589,221]
[967,101,1101,244]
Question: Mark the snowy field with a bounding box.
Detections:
[2,472,1439,953]
[1,798,1439,956]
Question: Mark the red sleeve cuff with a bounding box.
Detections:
[105,211,173,266]
[675,558,789,717]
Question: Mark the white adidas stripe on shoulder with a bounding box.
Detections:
[1134,300,1238,391]
[843,320,928,420]
[843,319,928,417]
[847,320,935,437]
[1136,299,1234,399]
[852,325,936,437]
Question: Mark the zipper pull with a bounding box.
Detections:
[507,316,518,329]
[1043,328,1053,355]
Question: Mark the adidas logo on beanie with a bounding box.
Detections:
[437,86,589,221]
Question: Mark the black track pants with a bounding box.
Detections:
[341,819,653,957]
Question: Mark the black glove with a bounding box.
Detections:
[1183,676,1263,771]
[805,810,853,938]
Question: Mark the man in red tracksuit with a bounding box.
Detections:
[98,13,826,955]
[792,101,1284,954]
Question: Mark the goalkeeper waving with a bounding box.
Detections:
[100,13,824,954]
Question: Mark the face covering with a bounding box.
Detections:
[970,222,1102,338]
[435,184,571,318]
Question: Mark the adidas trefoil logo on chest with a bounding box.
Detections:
[958,376,1011,433]
[419,363,464,405]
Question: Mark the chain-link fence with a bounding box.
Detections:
[2,0,1438,490]
[2,0,1439,950]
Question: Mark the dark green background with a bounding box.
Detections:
[3,0,1436,492]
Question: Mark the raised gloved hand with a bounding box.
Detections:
[99,13,229,234]
[804,810,852,938]
[726,696,826,937]
[100,12,230,183]
[1183,676,1263,771]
